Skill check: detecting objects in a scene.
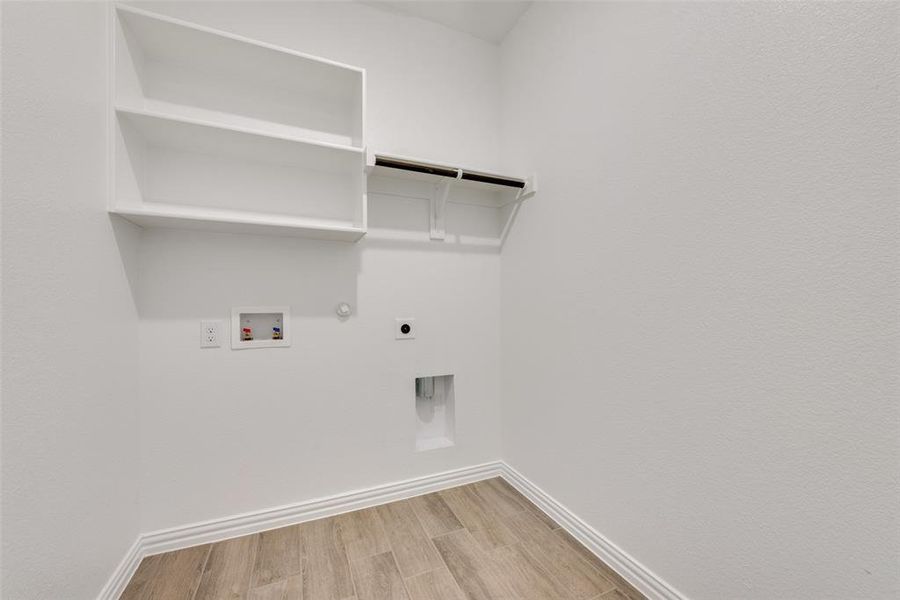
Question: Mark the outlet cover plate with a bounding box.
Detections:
[200,320,222,348]
[395,318,416,340]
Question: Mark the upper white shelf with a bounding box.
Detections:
[110,5,368,241]
[114,4,365,148]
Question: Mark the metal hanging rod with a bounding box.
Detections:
[373,155,526,189]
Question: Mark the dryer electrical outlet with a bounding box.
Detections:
[395,318,416,339]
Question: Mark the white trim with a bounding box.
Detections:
[97,537,143,600]
[498,463,687,600]
[97,461,502,599]
[142,461,501,555]
[99,460,685,600]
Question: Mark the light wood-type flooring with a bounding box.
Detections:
[121,478,646,600]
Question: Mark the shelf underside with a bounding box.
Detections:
[112,203,365,242]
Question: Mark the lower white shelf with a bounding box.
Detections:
[111,203,366,241]
[111,107,367,242]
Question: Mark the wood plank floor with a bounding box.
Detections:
[121,478,646,600]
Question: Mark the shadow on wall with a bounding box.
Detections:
[107,181,510,320]
[366,179,510,254]
[107,187,508,321]
[110,214,143,309]
[133,228,360,320]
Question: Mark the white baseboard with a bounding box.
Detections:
[141,461,503,556]
[99,460,683,600]
[96,537,143,600]
[499,463,686,600]
[98,461,502,600]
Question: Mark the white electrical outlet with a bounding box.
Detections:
[200,320,222,348]
[395,318,416,340]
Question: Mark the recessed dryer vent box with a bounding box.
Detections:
[231,306,290,349]
[415,374,455,452]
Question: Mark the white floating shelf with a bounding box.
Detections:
[120,97,358,149]
[111,203,365,242]
[116,106,364,165]
[113,4,365,147]
[367,153,533,207]
[366,152,535,240]
[109,4,367,241]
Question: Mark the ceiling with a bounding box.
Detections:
[363,1,532,44]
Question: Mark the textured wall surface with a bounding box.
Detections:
[1,3,142,598]
[131,1,504,533]
[499,3,899,599]
[3,2,899,598]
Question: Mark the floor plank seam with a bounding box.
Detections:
[348,551,360,600]
[390,550,414,600]
[407,491,463,590]
[515,539,577,600]
[189,545,213,600]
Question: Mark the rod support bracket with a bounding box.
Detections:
[522,174,538,199]
[430,170,460,240]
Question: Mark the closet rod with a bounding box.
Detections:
[373,155,526,189]
[460,171,526,189]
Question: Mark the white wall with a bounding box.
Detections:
[500,3,899,599]
[131,1,504,533]
[5,3,897,599]
[1,2,142,598]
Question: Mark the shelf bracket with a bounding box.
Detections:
[430,180,451,240]
[430,170,460,240]
[499,174,538,245]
